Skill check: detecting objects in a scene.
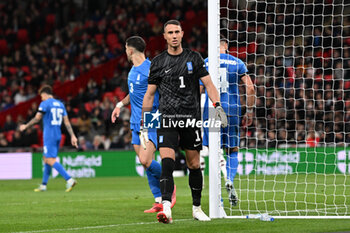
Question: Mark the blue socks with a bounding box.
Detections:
[42,163,52,185]
[53,162,71,181]
[227,151,238,183]
[146,160,162,198]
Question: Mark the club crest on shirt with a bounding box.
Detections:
[187,62,193,74]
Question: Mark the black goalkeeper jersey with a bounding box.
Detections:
[148,48,209,120]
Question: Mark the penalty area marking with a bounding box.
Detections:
[12,219,193,233]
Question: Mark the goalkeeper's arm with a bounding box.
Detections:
[141,84,157,117]
[200,75,228,127]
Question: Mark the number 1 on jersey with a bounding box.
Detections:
[195,130,200,142]
[179,76,186,88]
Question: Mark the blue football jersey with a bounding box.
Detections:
[204,54,248,116]
[128,58,159,125]
[38,98,67,143]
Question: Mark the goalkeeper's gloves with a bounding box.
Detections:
[139,120,149,150]
[214,102,228,128]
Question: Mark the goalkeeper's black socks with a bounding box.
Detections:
[160,158,175,202]
[189,168,203,206]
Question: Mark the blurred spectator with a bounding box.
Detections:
[3,115,17,132]
[110,120,132,149]
[92,135,104,150]
[74,111,92,139]
[1,96,14,110]
[11,130,24,147]
[91,107,105,135]
[306,131,320,147]
[78,136,93,151]
[100,134,111,150]
[21,127,38,147]
[14,88,28,104]
[267,131,277,148]
[0,133,9,147]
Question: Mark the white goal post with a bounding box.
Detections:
[208,0,350,219]
[208,0,226,219]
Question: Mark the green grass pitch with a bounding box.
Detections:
[0,176,349,233]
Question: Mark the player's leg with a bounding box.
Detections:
[147,130,177,209]
[44,142,76,192]
[156,127,178,224]
[132,128,163,213]
[226,147,239,185]
[199,124,209,187]
[201,121,227,184]
[140,130,165,212]
[225,146,239,206]
[34,156,51,192]
[185,149,202,206]
[223,115,240,206]
[185,149,210,221]
[181,127,210,221]
[157,147,175,223]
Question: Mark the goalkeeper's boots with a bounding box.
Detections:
[226,181,238,206]
[34,184,47,192]
[145,185,176,213]
[157,201,173,224]
[65,178,77,192]
[144,203,163,213]
[192,205,211,221]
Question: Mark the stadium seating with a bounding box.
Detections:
[0,39,9,55]
[45,14,56,33]
[16,29,29,45]
[0,0,348,150]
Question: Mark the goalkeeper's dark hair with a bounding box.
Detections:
[164,19,182,32]
[38,85,53,95]
[126,36,146,53]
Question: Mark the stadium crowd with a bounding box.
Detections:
[0,0,208,151]
[222,0,350,148]
[0,0,349,151]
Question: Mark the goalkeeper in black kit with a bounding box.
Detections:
[141,19,227,223]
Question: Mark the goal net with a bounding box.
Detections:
[208,0,350,218]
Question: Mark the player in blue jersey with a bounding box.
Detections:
[111,36,176,213]
[201,35,255,206]
[20,85,78,192]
